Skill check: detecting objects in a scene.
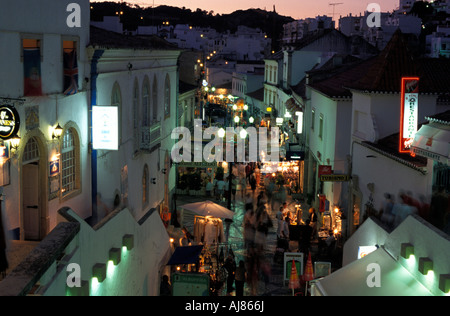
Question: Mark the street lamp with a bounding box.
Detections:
[240,129,248,139]
[234,116,240,124]
[249,116,254,124]
[218,128,226,138]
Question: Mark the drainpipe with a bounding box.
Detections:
[90,49,104,223]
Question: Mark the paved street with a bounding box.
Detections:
[174,183,340,296]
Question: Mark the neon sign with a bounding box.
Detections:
[399,77,419,153]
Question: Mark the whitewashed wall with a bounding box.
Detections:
[0,0,92,237]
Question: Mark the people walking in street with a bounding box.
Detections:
[244,207,256,252]
[216,178,226,201]
[231,175,239,203]
[160,275,172,296]
[276,206,284,239]
[249,173,257,196]
[235,260,246,296]
[309,207,318,240]
[254,205,272,254]
[266,178,276,212]
[380,193,395,228]
[224,254,236,295]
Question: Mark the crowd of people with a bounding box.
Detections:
[378,188,450,234]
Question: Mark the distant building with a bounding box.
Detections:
[426,26,450,58]
[339,11,422,50]
[282,16,335,44]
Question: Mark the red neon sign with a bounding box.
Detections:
[399,77,419,153]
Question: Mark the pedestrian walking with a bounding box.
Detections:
[254,205,272,253]
[244,207,256,252]
[309,207,318,240]
[224,254,236,295]
[250,174,257,195]
[235,260,247,296]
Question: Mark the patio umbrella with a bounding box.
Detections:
[180,200,234,219]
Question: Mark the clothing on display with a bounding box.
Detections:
[194,216,225,244]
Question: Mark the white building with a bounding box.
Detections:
[88,26,181,222]
[282,16,334,44]
[0,0,92,241]
[426,26,450,58]
[347,32,450,236]
[302,31,450,238]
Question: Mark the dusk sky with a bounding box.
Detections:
[108,0,400,20]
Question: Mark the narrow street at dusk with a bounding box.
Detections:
[0,0,449,301]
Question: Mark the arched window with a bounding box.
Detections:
[152,76,158,122]
[111,82,122,142]
[142,76,150,126]
[61,128,78,197]
[142,164,149,207]
[164,74,171,118]
[133,79,139,130]
[23,137,39,164]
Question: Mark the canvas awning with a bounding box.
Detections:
[411,124,450,165]
[311,248,432,296]
[167,245,204,265]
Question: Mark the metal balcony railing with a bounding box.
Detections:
[140,121,161,151]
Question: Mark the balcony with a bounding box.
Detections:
[140,121,161,152]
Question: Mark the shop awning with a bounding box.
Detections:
[411,124,450,165]
[311,248,432,296]
[167,245,204,265]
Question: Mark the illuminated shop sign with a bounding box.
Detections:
[92,106,118,151]
[399,77,419,153]
[0,105,20,140]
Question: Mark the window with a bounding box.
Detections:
[133,79,139,129]
[62,40,78,95]
[23,137,39,164]
[152,76,158,122]
[319,114,324,140]
[164,74,171,118]
[111,82,122,142]
[142,77,150,126]
[142,164,149,207]
[311,109,316,131]
[23,38,42,96]
[61,129,76,197]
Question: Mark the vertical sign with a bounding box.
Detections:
[92,106,119,150]
[399,77,419,153]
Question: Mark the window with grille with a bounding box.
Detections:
[61,129,76,197]
[23,137,39,164]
